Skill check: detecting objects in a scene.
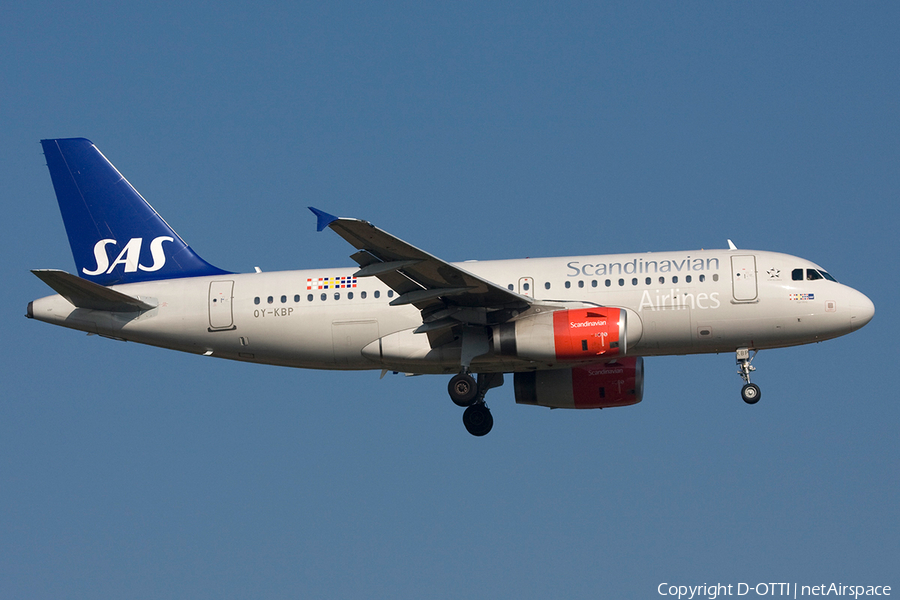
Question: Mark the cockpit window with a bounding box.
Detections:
[794,268,837,282]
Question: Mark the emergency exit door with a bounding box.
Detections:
[518,277,534,298]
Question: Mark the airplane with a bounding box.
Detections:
[27,138,875,436]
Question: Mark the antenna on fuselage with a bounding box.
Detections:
[727,239,737,250]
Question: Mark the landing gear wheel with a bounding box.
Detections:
[741,383,761,404]
[449,373,478,407]
[463,404,493,436]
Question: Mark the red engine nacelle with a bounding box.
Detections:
[494,307,632,363]
[513,356,644,409]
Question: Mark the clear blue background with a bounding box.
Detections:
[2,2,897,598]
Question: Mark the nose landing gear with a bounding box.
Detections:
[448,372,503,436]
[736,347,761,404]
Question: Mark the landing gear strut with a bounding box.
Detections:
[736,348,761,404]
[448,372,503,436]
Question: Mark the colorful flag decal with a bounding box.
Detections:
[307,276,358,290]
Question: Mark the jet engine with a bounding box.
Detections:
[493,307,639,363]
[514,356,644,409]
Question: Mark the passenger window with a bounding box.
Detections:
[281,295,287,303]
[685,275,692,283]
[645,277,651,285]
[267,296,274,304]
[388,290,394,298]
[320,293,326,301]
[307,294,313,302]
[374,291,380,298]
[591,280,597,288]
[618,278,624,287]
[605,279,611,287]
[523,282,530,291]
[361,291,367,299]
[578,280,584,288]
[792,268,804,281]
[348,292,354,299]
[544,282,551,290]
[672,276,678,284]
[632,278,638,286]
[294,294,300,302]
[334,292,340,300]
[659,277,665,284]
[508,284,514,291]
[254,297,260,305]
[699,274,705,282]
[565,281,571,289]
[712,274,719,282]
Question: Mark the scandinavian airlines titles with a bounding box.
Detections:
[567,256,719,278]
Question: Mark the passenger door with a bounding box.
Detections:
[731,255,758,302]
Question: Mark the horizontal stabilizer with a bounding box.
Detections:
[32,269,155,312]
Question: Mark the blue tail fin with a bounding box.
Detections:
[40,138,230,286]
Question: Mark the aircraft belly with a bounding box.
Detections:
[214,301,419,369]
[331,319,381,368]
[635,306,693,352]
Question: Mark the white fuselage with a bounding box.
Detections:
[30,249,873,374]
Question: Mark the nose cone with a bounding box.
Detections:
[850,290,875,331]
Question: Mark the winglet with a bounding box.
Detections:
[309,207,339,232]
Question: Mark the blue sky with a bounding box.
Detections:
[2,2,897,598]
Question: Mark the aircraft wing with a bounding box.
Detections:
[310,208,533,333]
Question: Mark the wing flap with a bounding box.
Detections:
[389,287,470,307]
[354,259,424,278]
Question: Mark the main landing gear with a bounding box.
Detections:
[736,347,761,404]
[448,372,503,436]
